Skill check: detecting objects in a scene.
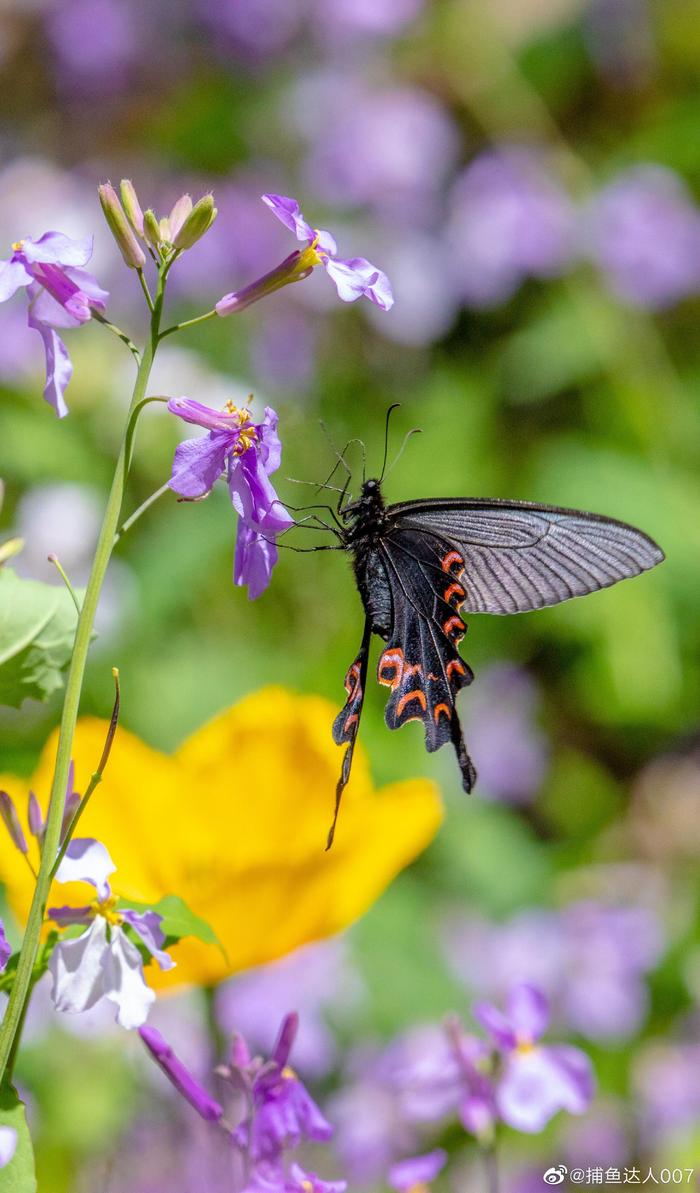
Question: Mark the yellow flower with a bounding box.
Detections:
[0,686,442,988]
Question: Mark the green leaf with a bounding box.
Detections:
[0,570,82,708]
[0,1082,37,1193]
[117,894,225,957]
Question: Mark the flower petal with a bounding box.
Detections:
[47,904,93,927]
[64,266,109,310]
[0,258,32,301]
[102,926,156,1029]
[472,1000,517,1050]
[169,433,231,499]
[233,521,279,600]
[19,231,94,268]
[261,194,315,242]
[322,255,394,309]
[26,315,72,418]
[167,396,243,434]
[506,983,550,1042]
[55,838,116,900]
[388,1150,447,1192]
[49,916,109,1015]
[122,909,175,971]
[496,1045,594,1133]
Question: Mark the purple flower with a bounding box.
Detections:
[259,194,393,309]
[48,838,175,1029]
[139,1025,224,1122]
[0,920,11,974]
[388,1150,447,1192]
[0,791,28,855]
[228,1013,334,1163]
[465,663,548,803]
[446,149,575,308]
[632,1038,700,1141]
[585,165,700,309]
[167,398,293,599]
[474,984,594,1133]
[0,231,107,416]
[312,0,424,43]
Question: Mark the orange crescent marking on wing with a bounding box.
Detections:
[344,661,361,697]
[447,659,467,680]
[403,662,422,677]
[343,713,359,734]
[378,648,404,690]
[433,702,451,724]
[441,550,463,573]
[443,615,465,638]
[396,689,427,717]
[444,582,465,607]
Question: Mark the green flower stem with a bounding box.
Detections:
[0,276,165,1083]
[159,307,218,340]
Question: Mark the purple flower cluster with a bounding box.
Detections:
[139,1011,345,1193]
[442,901,664,1044]
[330,985,594,1186]
[167,398,293,599]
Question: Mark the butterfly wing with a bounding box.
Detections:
[388,498,664,614]
[329,617,372,849]
[376,528,477,791]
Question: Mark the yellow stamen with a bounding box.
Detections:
[11,240,24,252]
[221,400,258,454]
[515,1035,535,1054]
[281,1065,297,1080]
[89,894,122,926]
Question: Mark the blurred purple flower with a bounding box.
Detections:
[443,900,663,1043]
[48,839,174,1029]
[258,194,393,310]
[46,0,145,96]
[474,984,594,1133]
[388,1150,447,1192]
[633,1038,700,1141]
[312,0,424,42]
[216,940,361,1079]
[303,85,458,221]
[197,0,304,63]
[363,228,459,346]
[585,165,700,308]
[465,663,548,803]
[251,307,317,392]
[0,920,10,974]
[167,398,293,599]
[0,231,107,416]
[584,0,655,89]
[446,148,575,308]
[562,1099,630,1170]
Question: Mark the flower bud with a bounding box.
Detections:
[98,182,146,269]
[143,208,162,251]
[172,194,217,250]
[167,194,193,242]
[119,179,144,237]
[27,791,45,842]
[0,791,28,855]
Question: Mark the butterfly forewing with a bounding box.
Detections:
[390,498,664,615]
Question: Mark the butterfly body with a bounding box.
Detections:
[326,476,664,848]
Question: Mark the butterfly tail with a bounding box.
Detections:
[450,706,477,793]
[328,617,372,850]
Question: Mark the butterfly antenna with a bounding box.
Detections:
[284,476,345,496]
[379,403,401,483]
[385,427,422,480]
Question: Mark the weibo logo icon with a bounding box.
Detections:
[543,1166,568,1185]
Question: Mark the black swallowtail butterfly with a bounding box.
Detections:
[319,449,664,848]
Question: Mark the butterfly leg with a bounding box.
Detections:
[328,617,372,850]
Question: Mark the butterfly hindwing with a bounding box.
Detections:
[329,617,371,849]
[377,528,477,790]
